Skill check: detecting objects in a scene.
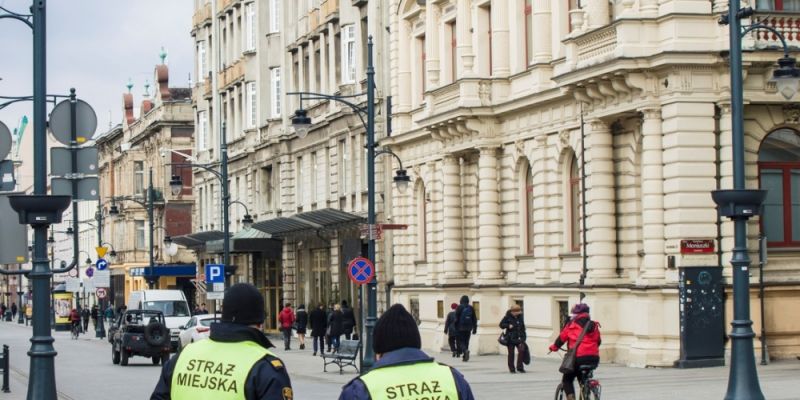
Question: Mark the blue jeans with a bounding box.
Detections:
[330,335,341,351]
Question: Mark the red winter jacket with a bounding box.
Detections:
[278,307,295,329]
[554,313,601,358]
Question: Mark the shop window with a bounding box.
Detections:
[437,300,444,319]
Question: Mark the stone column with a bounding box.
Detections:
[397,20,412,111]
[585,119,618,281]
[532,0,552,64]
[442,155,465,280]
[640,107,666,282]
[490,0,510,77]
[308,40,317,93]
[425,6,440,87]
[586,0,610,28]
[478,147,503,282]
[457,0,475,76]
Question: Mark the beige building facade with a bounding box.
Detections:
[385,0,800,366]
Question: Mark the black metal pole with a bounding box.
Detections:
[725,1,765,398]
[221,122,230,290]
[148,168,156,288]
[363,36,377,371]
[95,205,105,339]
[69,88,81,319]
[28,0,59,397]
[758,234,767,365]
[17,289,24,324]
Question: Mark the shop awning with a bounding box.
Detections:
[205,228,282,257]
[171,230,225,250]
[129,264,197,277]
[251,208,365,238]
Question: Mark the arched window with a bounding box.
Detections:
[758,128,800,247]
[569,154,581,252]
[524,162,535,254]
[416,180,427,260]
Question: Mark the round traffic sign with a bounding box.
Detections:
[347,257,375,285]
[0,121,11,160]
[68,267,79,278]
[95,258,109,271]
[48,99,97,146]
[96,287,107,299]
[85,267,94,278]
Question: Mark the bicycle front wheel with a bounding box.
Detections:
[554,383,566,400]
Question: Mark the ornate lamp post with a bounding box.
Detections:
[716,4,800,399]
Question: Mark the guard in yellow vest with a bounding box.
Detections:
[339,304,475,400]
[151,283,293,400]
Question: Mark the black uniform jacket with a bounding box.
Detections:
[150,322,293,400]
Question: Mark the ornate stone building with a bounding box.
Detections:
[385,0,800,366]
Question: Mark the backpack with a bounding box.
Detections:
[458,305,474,331]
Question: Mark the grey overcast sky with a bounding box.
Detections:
[0,0,193,136]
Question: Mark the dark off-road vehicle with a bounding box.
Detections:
[109,309,171,366]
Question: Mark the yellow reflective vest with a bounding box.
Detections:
[171,339,274,400]
[360,361,460,400]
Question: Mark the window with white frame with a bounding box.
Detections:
[245,2,256,51]
[246,82,257,128]
[338,139,347,195]
[296,156,304,206]
[310,152,318,204]
[197,111,208,150]
[270,0,280,33]
[135,220,145,249]
[342,25,356,84]
[197,41,207,82]
[134,161,144,195]
[271,68,281,118]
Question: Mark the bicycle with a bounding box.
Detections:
[71,322,80,340]
[551,349,601,400]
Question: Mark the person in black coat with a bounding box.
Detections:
[295,304,308,350]
[499,304,527,373]
[341,300,357,340]
[328,304,345,352]
[455,295,478,362]
[308,303,328,356]
[444,302,460,357]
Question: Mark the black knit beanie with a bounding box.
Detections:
[222,283,266,325]
[373,304,421,354]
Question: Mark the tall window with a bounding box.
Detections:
[197,111,208,150]
[245,2,256,51]
[197,41,207,82]
[246,82,257,128]
[271,68,281,118]
[759,128,800,246]
[270,0,280,33]
[567,0,580,33]
[296,156,304,206]
[262,166,274,212]
[135,220,145,249]
[416,181,427,261]
[447,20,457,83]
[525,163,535,254]
[417,35,426,100]
[342,25,356,84]
[338,139,348,195]
[756,0,800,10]
[569,155,581,252]
[134,161,144,195]
[310,152,318,204]
[525,0,533,65]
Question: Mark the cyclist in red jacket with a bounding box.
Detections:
[549,303,601,400]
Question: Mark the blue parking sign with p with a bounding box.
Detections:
[205,264,224,284]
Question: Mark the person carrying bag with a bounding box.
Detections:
[548,303,602,400]
[499,304,528,373]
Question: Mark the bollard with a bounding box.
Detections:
[2,344,9,393]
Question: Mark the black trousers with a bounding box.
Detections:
[448,335,459,354]
[457,331,472,353]
[562,356,600,395]
[312,335,325,353]
[282,328,292,349]
[507,343,525,370]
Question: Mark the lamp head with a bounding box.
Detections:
[108,250,117,262]
[169,175,183,196]
[108,204,120,218]
[65,226,74,235]
[85,257,92,267]
[242,214,254,230]
[291,109,312,139]
[773,56,800,100]
[393,169,411,194]
[163,236,172,245]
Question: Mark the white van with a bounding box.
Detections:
[127,290,191,352]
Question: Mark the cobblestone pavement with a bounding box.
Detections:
[1,321,798,399]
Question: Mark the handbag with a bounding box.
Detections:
[522,342,531,365]
[559,321,592,374]
[497,332,509,346]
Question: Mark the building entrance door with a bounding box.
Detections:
[254,254,283,332]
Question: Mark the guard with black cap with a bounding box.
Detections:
[339,304,474,400]
[151,283,293,400]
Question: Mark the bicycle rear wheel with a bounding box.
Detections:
[554,383,566,400]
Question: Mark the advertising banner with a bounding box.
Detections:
[54,292,73,324]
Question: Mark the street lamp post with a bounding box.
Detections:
[715,4,800,400]
[109,168,157,288]
[288,37,409,370]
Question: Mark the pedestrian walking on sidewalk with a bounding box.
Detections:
[104,304,114,324]
[81,307,90,332]
[328,304,344,352]
[279,303,295,350]
[91,305,99,329]
[500,304,528,373]
[11,302,17,319]
[339,304,475,400]
[444,302,460,358]
[309,303,328,356]
[341,300,357,340]
[151,283,294,400]
[295,304,308,350]
[455,295,478,362]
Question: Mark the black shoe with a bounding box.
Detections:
[463,350,470,362]
[313,352,317,356]
[300,344,305,350]
[452,352,456,358]
[516,367,526,373]
[509,368,516,374]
